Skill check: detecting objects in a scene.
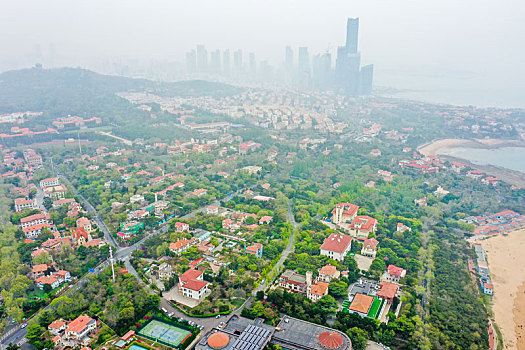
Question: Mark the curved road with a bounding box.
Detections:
[0,183,265,347]
[57,169,119,248]
[253,200,297,295]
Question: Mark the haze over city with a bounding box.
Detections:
[1,0,524,107]
[1,1,525,350]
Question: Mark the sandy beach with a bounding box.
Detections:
[419,138,525,156]
[419,138,525,188]
[481,229,525,349]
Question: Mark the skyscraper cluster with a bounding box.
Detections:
[185,46,262,81]
[285,18,373,95]
[183,18,373,95]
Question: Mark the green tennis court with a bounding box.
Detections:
[367,297,383,319]
[138,320,191,347]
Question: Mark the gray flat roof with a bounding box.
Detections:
[271,316,351,350]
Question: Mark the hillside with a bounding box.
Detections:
[0,67,242,116]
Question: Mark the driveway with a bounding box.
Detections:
[254,200,297,294]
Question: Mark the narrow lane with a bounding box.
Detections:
[253,200,297,295]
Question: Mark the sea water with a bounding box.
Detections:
[439,147,525,174]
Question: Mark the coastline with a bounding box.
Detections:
[418,138,525,188]
[418,138,525,155]
[480,229,525,350]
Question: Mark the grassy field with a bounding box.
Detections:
[367,297,384,319]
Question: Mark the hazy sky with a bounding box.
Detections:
[1,0,524,106]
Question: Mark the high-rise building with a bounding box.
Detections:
[285,46,293,72]
[210,50,221,74]
[222,50,231,76]
[346,18,359,54]
[186,49,196,73]
[196,45,208,73]
[359,64,374,94]
[260,60,274,82]
[233,49,243,73]
[249,52,256,77]
[298,47,310,88]
[313,52,332,90]
[336,17,369,95]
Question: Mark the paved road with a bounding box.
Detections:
[97,131,133,146]
[0,326,27,350]
[57,169,119,248]
[254,200,297,295]
[0,185,255,346]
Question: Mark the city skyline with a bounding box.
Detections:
[0,0,523,107]
[182,18,373,95]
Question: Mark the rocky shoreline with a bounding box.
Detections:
[419,138,525,188]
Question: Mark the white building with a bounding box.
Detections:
[178,269,209,300]
[40,177,60,188]
[319,233,353,261]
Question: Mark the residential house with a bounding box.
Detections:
[307,281,329,302]
[331,203,359,226]
[245,243,263,258]
[156,263,174,281]
[72,227,91,245]
[23,223,52,239]
[14,198,37,212]
[370,149,381,157]
[451,161,466,173]
[48,319,67,335]
[377,282,399,303]
[382,265,406,283]
[82,239,105,249]
[396,223,411,233]
[52,198,75,209]
[178,269,209,300]
[206,206,219,215]
[174,221,190,232]
[35,275,60,290]
[278,270,307,293]
[43,184,67,199]
[64,315,97,339]
[56,270,72,282]
[259,216,273,224]
[76,217,93,233]
[241,165,262,175]
[129,194,144,204]
[346,216,377,239]
[20,213,50,229]
[348,293,374,318]
[414,197,427,207]
[40,177,60,188]
[482,281,494,295]
[31,264,50,279]
[467,170,484,179]
[361,238,379,258]
[192,188,208,197]
[320,233,352,261]
[41,238,62,249]
[222,219,240,231]
[482,177,499,186]
[317,265,340,283]
[169,239,192,255]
